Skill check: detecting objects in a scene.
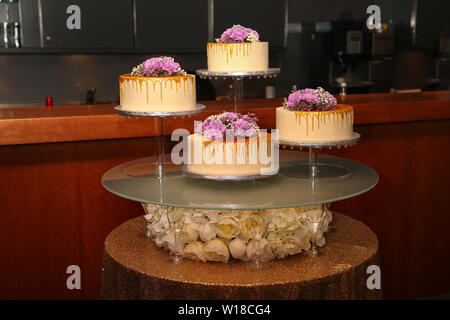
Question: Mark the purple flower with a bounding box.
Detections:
[131,57,184,77]
[225,112,239,122]
[283,86,337,111]
[200,112,259,140]
[217,25,260,43]
[231,118,256,137]
[202,119,227,140]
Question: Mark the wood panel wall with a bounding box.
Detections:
[1,92,449,299]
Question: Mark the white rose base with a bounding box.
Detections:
[143,204,332,263]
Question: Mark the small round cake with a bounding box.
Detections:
[207,25,268,72]
[276,87,354,142]
[119,57,196,113]
[186,112,278,177]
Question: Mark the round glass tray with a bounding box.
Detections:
[114,104,206,118]
[102,150,378,210]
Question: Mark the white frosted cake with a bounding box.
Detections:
[186,112,278,177]
[207,25,268,72]
[119,57,196,113]
[277,87,354,142]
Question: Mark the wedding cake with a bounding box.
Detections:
[186,112,278,177]
[119,57,196,113]
[207,25,268,72]
[276,87,354,142]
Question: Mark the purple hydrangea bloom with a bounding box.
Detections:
[232,118,256,137]
[200,112,259,140]
[283,86,337,111]
[131,57,185,77]
[202,119,227,140]
[217,25,260,43]
[225,112,239,122]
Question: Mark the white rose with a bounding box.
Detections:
[228,238,247,259]
[301,233,311,251]
[203,238,230,263]
[199,222,216,241]
[183,241,207,262]
[180,223,199,243]
[281,234,304,256]
[239,213,266,239]
[266,209,303,232]
[202,210,221,223]
[142,203,158,221]
[161,232,176,251]
[316,233,326,247]
[266,228,306,258]
[150,213,169,235]
[216,217,240,240]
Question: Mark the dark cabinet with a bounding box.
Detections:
[40,0,134,48]
[213,0,286,50]
[134,0,208,52]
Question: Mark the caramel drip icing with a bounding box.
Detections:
[119,74,194,104]
[207,43,253,64]
[294,105,353,136]
[201,132,272,160]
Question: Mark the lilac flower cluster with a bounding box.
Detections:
[131,57,185,77]
[283,86,337,111]
[198,112,260,140]
[216,25,260,43]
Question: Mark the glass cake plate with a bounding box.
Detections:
[101,150,378,210]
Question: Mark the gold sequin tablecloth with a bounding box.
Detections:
[101,213,381,299]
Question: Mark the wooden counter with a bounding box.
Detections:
[0,91,450,299]
[1,91,450,146]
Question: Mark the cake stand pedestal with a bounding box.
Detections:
[279,132,361,180]
[114,104,206,179]
[101,213,382,300]
[196,68,280,113]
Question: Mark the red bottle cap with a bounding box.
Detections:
[46,96,53,107]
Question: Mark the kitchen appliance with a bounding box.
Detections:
[328,21,394,94]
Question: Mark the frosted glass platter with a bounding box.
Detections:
[101,150,378,210]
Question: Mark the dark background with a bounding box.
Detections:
[0,0,448,106]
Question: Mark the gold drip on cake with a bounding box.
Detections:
[294,105,353,136]
[119,74,195,104]
[207,43,253,64]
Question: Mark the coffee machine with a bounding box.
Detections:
[328,20,394,94]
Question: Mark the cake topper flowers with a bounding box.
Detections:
[216,25,260,43]
[197,112,260,140]
[131,56,186,77]
[283,86,337,111]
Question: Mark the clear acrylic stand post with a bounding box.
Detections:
[196,69,280,115]
[309,147,319,179]
[113,104,206,180]
[155,116,165,180]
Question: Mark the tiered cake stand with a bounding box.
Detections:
[196,68,280,113]
[113,104,206,179]
[101,150,380,299]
